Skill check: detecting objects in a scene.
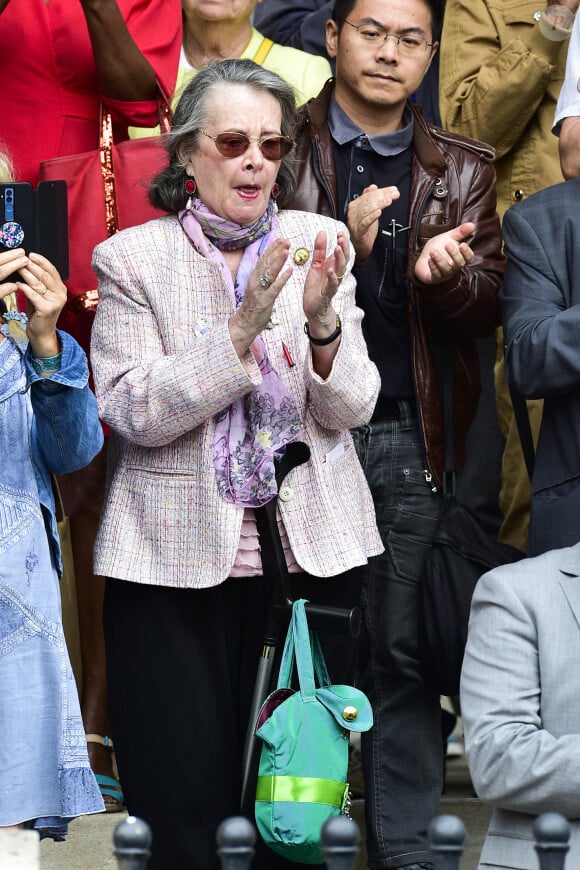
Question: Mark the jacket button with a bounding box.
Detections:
[356,164,365,173]
[279,486,293,502]
[513,189,525,201]
[342,706,358,721]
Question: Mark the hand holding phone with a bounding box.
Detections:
[18,252,67,354]
[1,248,68,357]
[0,182,69,283]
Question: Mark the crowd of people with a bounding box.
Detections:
[2,0,580,868]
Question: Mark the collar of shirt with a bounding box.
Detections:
[328,95,413,156]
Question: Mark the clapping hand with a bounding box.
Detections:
[302,229,348,336]
[229,238,293,354]
[414,223,475,285]
[346,185,400,264]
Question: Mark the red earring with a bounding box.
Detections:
[185,178,196,196]
[271,182,279,200]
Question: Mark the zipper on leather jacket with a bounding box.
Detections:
[428,127,494,161]
[409,179,437,479]
[312,136,338,218]
[411,179,436,250]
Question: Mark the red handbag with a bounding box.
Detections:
[38,91,172,353]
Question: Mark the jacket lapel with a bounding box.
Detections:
[559,544,580,631]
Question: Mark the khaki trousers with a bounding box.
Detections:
[495,328,542,553]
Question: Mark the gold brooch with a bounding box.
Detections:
[294,247,310,265]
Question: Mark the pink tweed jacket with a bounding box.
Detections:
[90,209,383,588]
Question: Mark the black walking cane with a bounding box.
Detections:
[239,441,362,815]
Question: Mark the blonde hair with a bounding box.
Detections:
[0,147,14,184]
[0,146,17,311]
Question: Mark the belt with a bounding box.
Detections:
[370,396,416,422]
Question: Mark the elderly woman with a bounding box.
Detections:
[90,58,382,869]
[178,0,330,104]
[130,0,331,140]
[0,153,104,836]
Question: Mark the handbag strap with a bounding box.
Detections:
[508,382,536,481]
[277,600,331,698]
[431,332,456,497]
[252,37,274,66]
[154,84,173,136]
[99,82,174,238]
[310,630,331,687]
[254,441,311,625]
[99,80,173,145]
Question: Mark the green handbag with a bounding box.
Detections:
[254,599,373,864]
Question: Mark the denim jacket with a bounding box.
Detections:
[1,320,104,572]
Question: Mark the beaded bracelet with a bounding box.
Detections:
[31,352,62,375]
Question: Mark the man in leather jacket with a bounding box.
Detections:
[286,0,503,867]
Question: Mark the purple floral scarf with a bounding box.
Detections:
[187,196,276,251]
[179,204,303,508]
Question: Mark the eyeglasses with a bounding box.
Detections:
[198,129,296,160]
[341,19,433,55]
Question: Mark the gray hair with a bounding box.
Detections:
[149,59,298,213]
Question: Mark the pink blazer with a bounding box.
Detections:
[91,210,383,588]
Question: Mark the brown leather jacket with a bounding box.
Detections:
[286,80,504,484]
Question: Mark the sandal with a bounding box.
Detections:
[86,734,125,813]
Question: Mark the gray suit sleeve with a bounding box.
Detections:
[460,566,580,816]
[501,190,580,399]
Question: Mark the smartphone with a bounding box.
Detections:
[0,181,69,282]
[36,181,69,280]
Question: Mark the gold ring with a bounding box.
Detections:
[40,286,48,296]
[336,273,345,280]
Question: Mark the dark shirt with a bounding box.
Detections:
[329,98,414,401]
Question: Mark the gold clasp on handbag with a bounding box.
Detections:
[342,706,358,722]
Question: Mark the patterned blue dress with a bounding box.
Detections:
[0,322,104,836]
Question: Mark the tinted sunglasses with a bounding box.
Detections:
[198,129,296,160]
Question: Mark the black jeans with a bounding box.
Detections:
[352,406,444,869]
